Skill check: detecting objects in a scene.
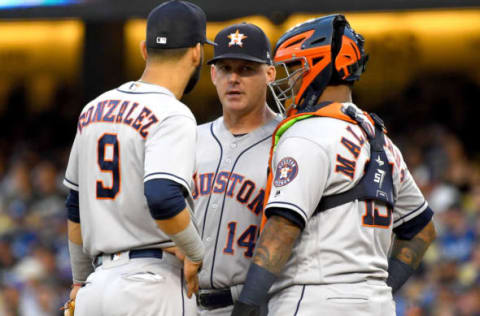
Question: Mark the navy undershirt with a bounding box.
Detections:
[65,179,187,222]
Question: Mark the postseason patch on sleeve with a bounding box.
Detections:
[274,157,298,187]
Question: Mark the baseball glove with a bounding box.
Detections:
[61,299,75,316]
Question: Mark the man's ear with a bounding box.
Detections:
[210,64,217,86]
[265,64,276,84]
[191,43,202,67]
[140,40,147,61]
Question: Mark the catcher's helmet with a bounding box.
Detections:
[269,14,368,114]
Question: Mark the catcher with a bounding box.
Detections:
[232,14,436,316]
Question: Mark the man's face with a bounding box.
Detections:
[211,59,275,114]
[269,58,307,114]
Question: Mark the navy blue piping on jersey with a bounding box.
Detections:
[116,89,170,96]
[266,207,305,230]
[144,172,190,194]
[181,268,185,316]
[393,201,427,224]
[393,207,433,240]
[64,178,78,189]
[293,285,306,316]
[265,202,308,222]
[200,122,224,240]
[209,133,271,289]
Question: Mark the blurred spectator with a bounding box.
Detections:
[455,285,480,316]
[0,284,21,316]
[459,244,480,288]
[437,206,476,263]
[1,159,35,220]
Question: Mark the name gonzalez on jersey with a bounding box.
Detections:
[77,98,159,138]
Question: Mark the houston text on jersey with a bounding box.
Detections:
[192,171,265,216]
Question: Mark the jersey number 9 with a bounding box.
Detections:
[96,133,120,199]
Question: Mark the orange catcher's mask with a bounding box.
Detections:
[268,14,368,115]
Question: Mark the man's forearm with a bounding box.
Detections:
[390,220,436,269]
[68,220,83,245]
[67,220,93,284]
[156,209,205,263]
[253,215,302,274]
[232,215,301,315]
[387,220,436,293]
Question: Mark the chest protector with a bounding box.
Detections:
[262,102,395,228]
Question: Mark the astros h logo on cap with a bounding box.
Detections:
[228,29,248,47]
[207,22,272,65]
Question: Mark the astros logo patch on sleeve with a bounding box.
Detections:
[274,157,298,187]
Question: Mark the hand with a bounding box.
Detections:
[164,246,186,262]
[165,246,202,298]
[70,284,82,301]
[62,284,82,316]
[62,300,75,316]
[184,258,202,298]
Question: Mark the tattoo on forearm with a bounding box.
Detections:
[391,221,436,269]
[252,216,301,274]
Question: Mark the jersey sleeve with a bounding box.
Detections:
[265,136,330,225]
[392,145,430,230]
[144,114,197,198]
[64,132,80,192]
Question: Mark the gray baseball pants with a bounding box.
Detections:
[74,251,197,316]
[267,281,395,316]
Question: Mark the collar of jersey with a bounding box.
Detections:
[117,81,175,97]
[272,101,357,149]
[216,114,281,144]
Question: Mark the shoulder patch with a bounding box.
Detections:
[274,157,299,187]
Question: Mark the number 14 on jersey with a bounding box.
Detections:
[223,223,258,258]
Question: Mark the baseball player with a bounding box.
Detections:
[232,15,436,316]
[62,1,215,315]
[192,23,281,315]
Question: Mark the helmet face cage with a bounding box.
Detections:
[268,56,309,115]
[270,14,368,114]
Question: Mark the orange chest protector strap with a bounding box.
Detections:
[260,102,359,231]
[260,102,394,231]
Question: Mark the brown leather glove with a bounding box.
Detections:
[61,299,75,316]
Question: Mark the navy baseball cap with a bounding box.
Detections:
[207,23,272,64]
[146,0,216,49]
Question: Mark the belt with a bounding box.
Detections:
[94,248,163,268]
[197,288,233,310]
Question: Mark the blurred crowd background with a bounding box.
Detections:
[0,1,479,315]
[0,72,479,316]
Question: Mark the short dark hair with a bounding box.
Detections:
[146,46,190,62]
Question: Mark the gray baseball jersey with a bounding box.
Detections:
[64,81,196,257]
[193,115,282,290]
[265,102,428,294]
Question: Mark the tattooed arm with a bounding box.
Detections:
[391,220,436,269]
[253,215,302,273]
[387,220,436,293]
[231,215,302,316]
